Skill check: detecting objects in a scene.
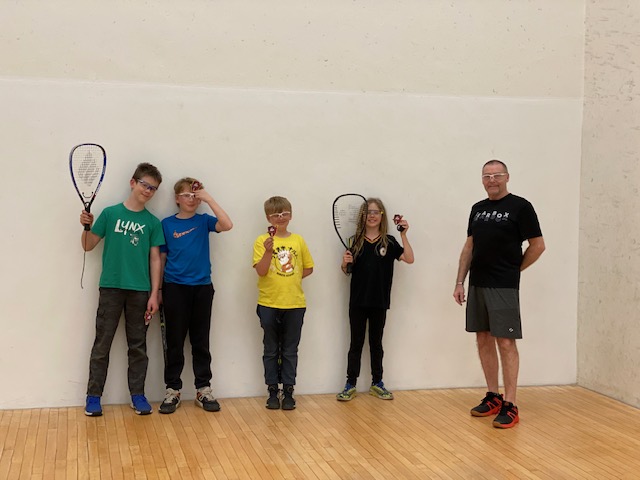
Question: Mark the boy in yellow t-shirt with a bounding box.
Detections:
[253,196,314,410]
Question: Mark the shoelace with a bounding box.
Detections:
[132,395,149,407]
[164,390,180,402]
[482,393,500,405]
[198,387,215,401]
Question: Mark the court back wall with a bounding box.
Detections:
[0,1,584,409]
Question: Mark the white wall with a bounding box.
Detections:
[579,2,640,408]
[0,1,585,409]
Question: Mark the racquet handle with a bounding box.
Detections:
[83,204,91,231]
[346,262,353,274]
[397,225,405,232]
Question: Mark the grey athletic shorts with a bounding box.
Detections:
[466,286,522,339]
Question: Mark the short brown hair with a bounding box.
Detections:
[483,159,508,172]
[133,163,162,185]
[264,196,292,215]
[173,177,201,195]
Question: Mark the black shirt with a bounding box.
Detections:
[467,193,542,289]
[350,235,404,309]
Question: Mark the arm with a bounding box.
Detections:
[302,267,313,278]
[397,220,414,264]
[197,189,233,232]
[520,236,545,271]
[254,237,274,277]
[147,246,162,314]
[79,210,102,251]
[453,236,473,305]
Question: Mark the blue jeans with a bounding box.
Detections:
[257,305,305,386]
[87,288,149,396]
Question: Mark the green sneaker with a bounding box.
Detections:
[336,383,356,401]
[369,381,394,400]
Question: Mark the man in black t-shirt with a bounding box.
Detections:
[453,160,545,429]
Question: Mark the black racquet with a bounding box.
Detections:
[69,143,107,231]
[332,193,367,273]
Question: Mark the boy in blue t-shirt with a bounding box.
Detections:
[158,178,233,414]
[79,163,165,417]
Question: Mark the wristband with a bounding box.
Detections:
[456,282,463,285]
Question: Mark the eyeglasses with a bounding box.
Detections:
[136,179,158,192]
[177,192,198,200]
[367,210,383,216]
[481,173,508,181]
[268,211,291,219]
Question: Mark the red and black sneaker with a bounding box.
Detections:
[470,391,504,417]
[492,401,519,428]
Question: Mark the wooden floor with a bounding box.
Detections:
[1,386,639,479]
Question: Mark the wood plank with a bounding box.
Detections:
[1,386,640,479]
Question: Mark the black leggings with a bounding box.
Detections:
[346,306,387,385]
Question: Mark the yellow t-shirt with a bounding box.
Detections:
[253,233,314,308]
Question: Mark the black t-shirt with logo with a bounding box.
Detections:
[467,193,542,289]
[350,235,404,309]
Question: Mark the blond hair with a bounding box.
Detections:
[351,197,389,258]
[264,196,292,215]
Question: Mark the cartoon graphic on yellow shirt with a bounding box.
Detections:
[273,246,296,276]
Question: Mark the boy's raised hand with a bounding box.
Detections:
[80,210,94,228]
[194,188,213,203]
[263,236,274,252]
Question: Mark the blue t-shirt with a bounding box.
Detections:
[160,213,218,285]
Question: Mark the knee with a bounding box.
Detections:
[496,337,517,353]
[476,331,494,348]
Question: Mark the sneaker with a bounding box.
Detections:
[282,385,296,410]
[159,388,181,414]
[130,394,153,415]
[85,395,103,416]
[493,401,519,428]
[470,391,504,417]
[336,383,357,402]
[369,381,394,400]
[195,386,221,412]
[266,385,280,410]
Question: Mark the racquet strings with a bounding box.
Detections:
[333,195,366,249]
[72,145,102,195]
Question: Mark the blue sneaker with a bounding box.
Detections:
[336,383,357,401]
[131,394,152,415]
[85,395,103,416]
[369,381,394,400]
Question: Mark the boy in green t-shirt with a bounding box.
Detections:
[253,196,314,410]
[79,163,165,417]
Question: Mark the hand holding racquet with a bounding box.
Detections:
[70,144,107,230]
[332,193,367,273]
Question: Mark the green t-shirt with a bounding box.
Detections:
[92,203,165,291]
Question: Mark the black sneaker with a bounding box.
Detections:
[470,391,503,417]
[282,385,296,410]
[195,386,221,412]
[493,401,519,428]
[159,388,181,414]
[266,385,280,409]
